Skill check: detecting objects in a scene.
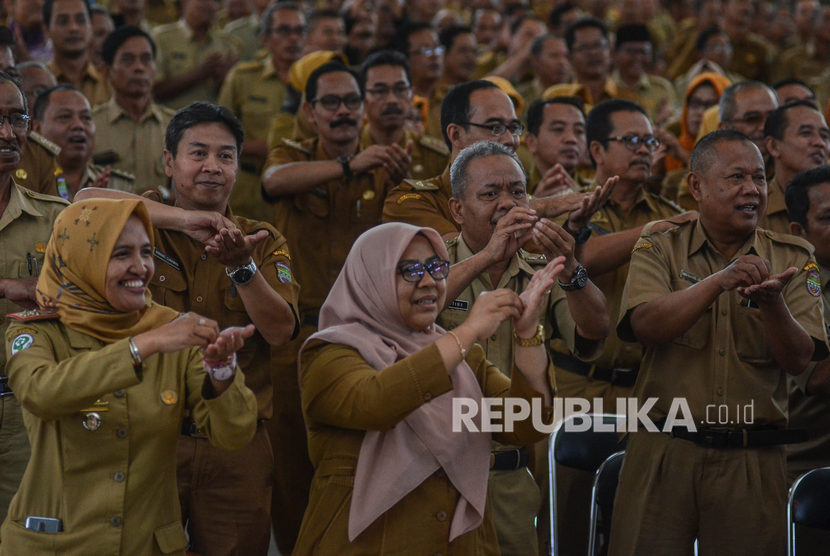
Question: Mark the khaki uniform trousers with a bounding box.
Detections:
[0,396,29,528]
[177,425,273,556]
[609,431,787,556]
[489,467,542,555]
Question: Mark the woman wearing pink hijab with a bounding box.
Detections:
[294,222,560,554]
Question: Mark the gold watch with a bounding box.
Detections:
[514,324,544,347]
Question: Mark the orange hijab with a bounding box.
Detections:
[665,72,731,172]
[36,199,178,343]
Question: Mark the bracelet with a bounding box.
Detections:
[446,330,467,359]
[513,324,545,347]
[128,337,142,366]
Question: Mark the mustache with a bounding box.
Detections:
[330,117,358,128]
[381,106,404,116]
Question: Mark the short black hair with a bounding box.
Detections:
[786,165,830,229]
[695,25,724,52]
[509,14,543,36]
[101,26,156,66]
[33,83,82,121]
[307,8,341,28]
[615,23,651,49]
[690,128,755,176]
[549,2,578,29]
[260,2,303,36]
[763,99,822,141]
[165,102,244,157]
[585,98,646,165]
[90,4,110,18]
[439,25,472,52]
[305,61,360,101]
[564,17,607,51]
[772,77,817,104]
[440,79,499,149]
[526,96,584,136]
[530,33,564,57]
[0,70,27,114]
[359,49,411,89]
[43,0,92,28]
[390,21,434,55]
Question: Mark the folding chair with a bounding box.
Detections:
[587,451,625,555]
[548,413,626,555]
[788,466,830,556]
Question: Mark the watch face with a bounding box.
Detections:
[232,268,254,283]
[209,365,234,381]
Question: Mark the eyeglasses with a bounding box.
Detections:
[463,120,524,137]
[571,40,608,54]
[366,84,412,99]
[268,25,307,36]
[0,113,30,132]
[311,93,363,112]
[409,45,445,57]
[606,134,661,152]
[397,257,450,283]
[725,111,770,127]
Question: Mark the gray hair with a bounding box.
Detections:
[719,81,777,123]
[260,1,303,36]
[450,141,526,198]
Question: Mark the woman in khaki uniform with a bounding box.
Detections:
[295,222,559,554]
[1,199,258,555]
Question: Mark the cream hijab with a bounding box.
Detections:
[304,222,491,542]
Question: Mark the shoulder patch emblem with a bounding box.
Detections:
[10,333,34,355]
[272,249,290,260]
[275,262,293,283]
[403,178,440,191]
[805,262,822,297]
[632,241,653,253]
[397,192,422,204]
[419,134,450,155]
[35,241,46,253]
[160,390,178,405]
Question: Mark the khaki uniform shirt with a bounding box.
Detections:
[263,137,390,316]
[382,167,457,236]
[618,220,827,426]
[148,214,299,420]
[296,340,551,555]
[0,183,68,373]
[728,32,777,84]
[543,77,639,111]
[152,20,237,108]
[551,185,682,370]
[787,263,830,479]
[92,98,175,193]
[223,14,262,62]
[1,319,257,555]
[359,125,449,181]
[145,0,178,26]
[612,71,678,124]
[761,177,790,235]
[47,60,111,107]
[39,163,135,201]
[16,132,61,196]
[425,83,452,140]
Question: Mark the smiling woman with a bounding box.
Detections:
[1,199,258,555]
[294,222,557,554]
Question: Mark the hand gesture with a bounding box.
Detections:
[515,256,565,337]
[92,166,111,189]
[532,220,577,277]
[715,255,771,292]
[350,143,412,184]
[566,176,617,231]
[534,163,580,198]
[143,312,221,354]
[738,266,798,307]
[181,211,237,247]
[530,191,586,219]
[3,278,38,310]
[203,324,256,362]
[481,206,538,263]
[204,228,269,267]
[462,289,524,342]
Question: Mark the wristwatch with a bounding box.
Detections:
[205,353,237,381]
[558,264,588,291]
[225,259,257,286]
[337,154,353,179]
[565,221,592,244]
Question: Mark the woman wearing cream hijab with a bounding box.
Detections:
[296,222,560,554]
[1,199,257,555]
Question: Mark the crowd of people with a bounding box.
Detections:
[0,0,829,554]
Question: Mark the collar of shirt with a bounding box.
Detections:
[48,59,104,85]
[688,217,762,259]
[611,69,650,92]
[105,96,165,125]
[0,181,48,231]
[766,177,787,216]
[177,19,218,43]
[262,56,278,79]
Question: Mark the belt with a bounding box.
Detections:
[490,447,529,471]
[659,424,808,449]
[302,313,319,328]
[181,418,266,439]
[0,377,12,398]
[553,352,639,387]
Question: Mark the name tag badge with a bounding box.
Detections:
[448,299,469,311]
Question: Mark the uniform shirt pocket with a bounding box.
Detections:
[670,278,711,350]
[149,265,187,307]
[154,521,188,554]
[735,304,771,364]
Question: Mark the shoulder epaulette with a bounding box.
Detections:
[648,191,684,213]
[419,134,450,156]
[518,249,548,265]
[18,185,69,205]
[29,131,60,156]
[110,168,136,181]
[159,105,177,117]
[233,60,263,72]
[403,178,440,191]
[151,22,179,35]
[761,229,815,253]
[280,138,312,155]
[444,235,460,248]
[7,309,59,322]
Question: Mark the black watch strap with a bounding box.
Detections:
[565,222,592,244]
[337,154,353,180]
[558,264,588,291]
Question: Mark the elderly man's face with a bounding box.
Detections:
[450,153,528,254]
[767,106,830,175]
[591,109,655,185]
[364,64,411,131]
[304,70,364,146]
[721,86,778,155]
[450,88,521,153]
[263,8,306,68]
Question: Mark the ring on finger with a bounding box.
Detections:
[198,318,206,326]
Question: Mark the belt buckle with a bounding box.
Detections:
[610,367,629,384]
[511,448,522,470]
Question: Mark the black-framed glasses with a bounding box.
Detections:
[311,93,363,112]
[397,257,450,282]
[268,25,307,36]
[607,134,661,152]
[724,111,770,127]
[463,120,524,137]
[0,113,30,132]
[366,84,412,99]
[409,45,445,57]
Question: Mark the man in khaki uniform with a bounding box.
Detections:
[44,0,111,106]
[399,23,445,139]
[0,74,69,528]
[222,0,272,61]
[761,101,830,234]
[94,26,175,194]
[33,84,134,200]
[723,0,777,83]
[438,141,608,556]
[218,2,305,221]
[261,61,409,553]
[151,0,238,109]
[77,101,300,555]
[359,50,448,182]
[517,34,572,110]
[785,167,830,552]
[609,129,827,555]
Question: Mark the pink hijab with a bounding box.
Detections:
[303,222,491,543]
